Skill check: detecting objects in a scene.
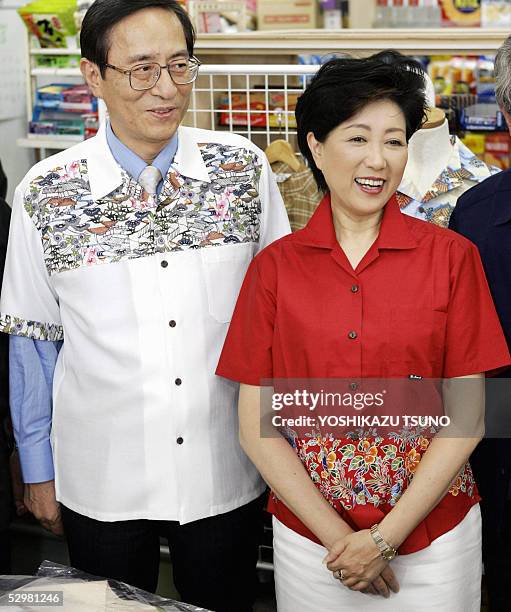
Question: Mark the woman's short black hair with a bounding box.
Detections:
[295,52,428,192]
[80,0,195,77]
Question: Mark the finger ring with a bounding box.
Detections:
[334,569,346,581]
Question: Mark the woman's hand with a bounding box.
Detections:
[324,530,400,596]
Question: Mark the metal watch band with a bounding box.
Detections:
[370,524,398,560]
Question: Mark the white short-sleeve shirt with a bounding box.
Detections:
[0,124,290,522]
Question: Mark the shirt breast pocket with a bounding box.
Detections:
[387,307,447,377]
[201,242,255,323]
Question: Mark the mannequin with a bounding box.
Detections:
[398,105,500,227]
[402,110,452,201]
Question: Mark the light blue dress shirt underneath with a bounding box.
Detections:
[10,122,178,482]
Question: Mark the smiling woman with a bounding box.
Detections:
[217,53,511,612]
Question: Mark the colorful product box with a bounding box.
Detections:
[439,0,481,26]
[218,91,299,128]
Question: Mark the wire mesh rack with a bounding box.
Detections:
[185,64,319,150]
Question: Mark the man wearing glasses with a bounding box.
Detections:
[0,1,289,610]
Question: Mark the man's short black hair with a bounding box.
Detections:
[295,52,428,192]
[80,0,195,77]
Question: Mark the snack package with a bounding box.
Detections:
[439,0,481,26]
[18,0,78,48]
[218,91,300,128]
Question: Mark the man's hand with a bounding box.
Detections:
[24,480,64,536]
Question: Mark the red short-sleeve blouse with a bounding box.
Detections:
[216,193,511,554]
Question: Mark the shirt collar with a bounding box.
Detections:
[106,120,178,184]
[398,136,495,203]
[87,123,211,201]
[296,192,418,251]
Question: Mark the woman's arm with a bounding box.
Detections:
[239,383,400,598]
[377,373,484,548]
[239,383,351,548]
[325,373,484,590]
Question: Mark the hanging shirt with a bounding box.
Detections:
[217,193,510,554]
[398,136,500,228]
[0,122,290,523]
[271,160,322,232]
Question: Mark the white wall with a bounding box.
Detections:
[0,3,35,204]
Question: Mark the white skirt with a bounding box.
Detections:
[273,504,482,612]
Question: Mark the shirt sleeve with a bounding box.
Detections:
[443,238,511,378]
[0,184,62,341]
[10,336,62,483]
[216,252,277,386]
[257,152,291,252]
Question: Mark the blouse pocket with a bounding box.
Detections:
[201,242,254,323]
[387,307,447,377]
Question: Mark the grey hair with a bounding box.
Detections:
[495,35,511,115]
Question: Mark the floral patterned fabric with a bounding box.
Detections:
[280,429,475,515]
[23,143,262,276]
[398,136,500,228]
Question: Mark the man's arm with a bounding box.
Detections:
[10,335,64,535]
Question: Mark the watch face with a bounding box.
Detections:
[383,549,396,561]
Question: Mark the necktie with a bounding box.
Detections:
[138,165,162,196]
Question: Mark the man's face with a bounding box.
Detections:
[82,7,193,157]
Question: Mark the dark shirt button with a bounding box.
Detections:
[350,382,358,391]
[175,378,182,386]
[176,437,184,445]
[169,320,176,328]
[351,284,359,293]
[348,331,358,340]
[161,260,168,268]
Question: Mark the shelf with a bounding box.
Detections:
[31,67,81,76]
[194,28,511,55]
[27,29,511,57]
[17,135,83,150]
[30,47,81,56]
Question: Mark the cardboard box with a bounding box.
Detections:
[257,0,317,30]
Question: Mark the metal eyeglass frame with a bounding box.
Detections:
[103,56,201,90]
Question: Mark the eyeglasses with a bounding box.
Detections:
[103,56,201,90]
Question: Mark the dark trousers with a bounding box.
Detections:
[61,494,265,612]
[471,439,511,611]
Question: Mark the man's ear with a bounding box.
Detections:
[306,132,323,171]
[80,58,104,99]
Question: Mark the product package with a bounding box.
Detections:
[18,0,78,48]
[439,0,481,26]
[218,91,299,128]
[257,0,317,30]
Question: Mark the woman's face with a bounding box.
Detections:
[307,99,409,219]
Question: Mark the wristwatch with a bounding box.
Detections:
[370,524,398,561]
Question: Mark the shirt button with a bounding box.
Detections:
[161,260,168,268]
[351,284,359,293]
[348,331,358,340]
[175,378,182,386]
[176,437,184,445]
[350,382,358,391]
[169,320,176,328]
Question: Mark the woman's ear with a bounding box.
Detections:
[306,132,323,170]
